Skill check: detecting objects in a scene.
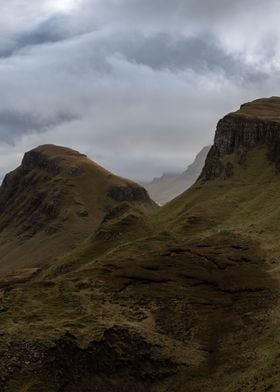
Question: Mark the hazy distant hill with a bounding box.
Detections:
[144,146,210,204]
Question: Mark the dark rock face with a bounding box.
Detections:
[23,150,62,174]
[46,327,176,391]
[22,148,84,175]
[215,115,280,159]
[200,97,280,181]
[199,146,224,181]
[1,328,177,392]
[108,185,150,202]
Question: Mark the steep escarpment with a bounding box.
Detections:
[160,97,280,251]
[0,144,157,273]
[201,97,280,180]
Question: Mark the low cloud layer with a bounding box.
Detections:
[0,0,280,181]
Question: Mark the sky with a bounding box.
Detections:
[0,0,280,181]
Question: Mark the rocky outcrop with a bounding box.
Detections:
[0,327,177,392]
[21,145,86,175]
[200,97,280,180]
[108,185,151,202]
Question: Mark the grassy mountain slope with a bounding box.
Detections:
[0,144,157,274]
[160,98,280,254]
[161,146,280,251]
[1,98,280,391]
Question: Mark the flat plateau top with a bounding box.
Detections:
[231,97,280,122]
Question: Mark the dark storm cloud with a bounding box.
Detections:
[18,17,68,48]
[0,110,76,144]
[6,25,264,81]
[108,33,267,81]
[81,0,273,31]
[0,16,74,59]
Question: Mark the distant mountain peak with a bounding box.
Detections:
[145,145,210,205]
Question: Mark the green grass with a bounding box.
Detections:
[156,146,280,252]
[2,145,280,390]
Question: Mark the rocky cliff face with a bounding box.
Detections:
[200,97,280,180]
[20,146,86,175]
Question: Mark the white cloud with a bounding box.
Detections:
[48,0,81,12]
